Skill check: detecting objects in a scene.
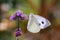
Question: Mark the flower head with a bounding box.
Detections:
[15,28,22,37]
[10,10,28,20]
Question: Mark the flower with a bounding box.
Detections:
[10,14,16,20]
[15,28,22,37]
[20,14,28,20]
[16,10,23,16]
[10,10,28,20]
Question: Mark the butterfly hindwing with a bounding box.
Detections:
[34,15,51,29]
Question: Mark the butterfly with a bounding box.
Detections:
[27,14,51,33]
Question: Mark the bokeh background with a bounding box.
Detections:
[0,0,60,40]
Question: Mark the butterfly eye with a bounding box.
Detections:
[41,21,44,24]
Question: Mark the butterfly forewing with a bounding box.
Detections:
[27,14,41,33]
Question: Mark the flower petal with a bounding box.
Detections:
[16,10,23,16]
[20,14,28,20]
[10,14,16,20]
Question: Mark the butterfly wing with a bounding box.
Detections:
[27,14,41,33]
[34,15,51,29]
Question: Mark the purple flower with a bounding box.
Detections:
[16,10,23,16]
[20,14,28,20]
[10,10,28,20]
[10,14,16,20]
[15,28,22,37]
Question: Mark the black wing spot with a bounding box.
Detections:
[41,21,44,24]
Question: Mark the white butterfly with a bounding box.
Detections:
[27,14,51,33]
